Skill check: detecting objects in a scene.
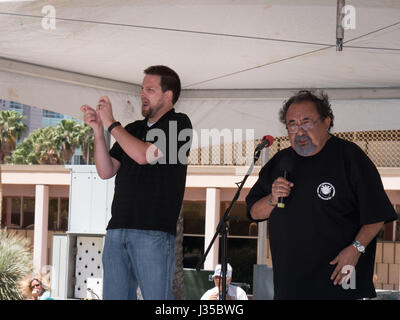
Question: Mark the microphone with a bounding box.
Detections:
[277,157,293,209]
[255,135,274,152]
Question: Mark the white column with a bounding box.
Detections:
[33,185,49,273]
[204,188,220,270]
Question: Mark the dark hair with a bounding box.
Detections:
[279,90,334,130]
[144,65,181,105]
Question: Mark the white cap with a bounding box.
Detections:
[213,263,232,278]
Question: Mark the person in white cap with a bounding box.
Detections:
[200,263,248,300]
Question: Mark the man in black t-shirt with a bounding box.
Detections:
[81,65,192,300]
[246,90,397,299]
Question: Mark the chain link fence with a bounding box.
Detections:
[188,130,400,167]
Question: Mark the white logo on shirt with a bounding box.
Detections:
[317,182,335,200]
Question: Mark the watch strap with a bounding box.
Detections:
[108,121,121,133]
[352,240,365,253]
[267,198,277,207]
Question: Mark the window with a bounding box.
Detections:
[2,196,68,231]
[395,205,400,242]
[42,110,63,119]
[220,202,257,237]
[5,197,34,228]
[22,198,35,228]
[10,197,21,226]
[183,201,205,235]
[48,198,69,231]
[42,109,78,127]
[219,237,257,291]
[182,201,205,268]
[9,101,24,115]
[182,236,205,269]
[60,198,69,230]
[182,200,258,294]
[218,202,257,293]
[0,99,6,109]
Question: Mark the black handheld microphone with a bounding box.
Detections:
[277,157,293,209]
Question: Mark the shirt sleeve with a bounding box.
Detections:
[245,160,275,222]
[238,287,248,300]
[109,141,123,161]
[200,288,216,300]
[346,142,397,225]
[108,123,136,162]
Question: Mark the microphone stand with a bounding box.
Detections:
[196,147,263,300]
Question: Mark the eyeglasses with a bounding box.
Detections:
[31,283,41,289]
[286,117,322,134]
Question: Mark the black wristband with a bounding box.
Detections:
[107,121,121,133]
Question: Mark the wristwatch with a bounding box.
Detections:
[267,197,276,207]
[352,240,365,254]
[107,121,121,133]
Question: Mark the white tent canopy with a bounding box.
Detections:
[0,0,399,140]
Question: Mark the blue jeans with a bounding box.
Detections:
[102,229,176,300]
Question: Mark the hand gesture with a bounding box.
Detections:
[96,96,116,129]
[271,177,294,204]
[81,104,103,132]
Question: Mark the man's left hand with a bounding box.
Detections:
[329,245,361,286]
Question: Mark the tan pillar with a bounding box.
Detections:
[33,185,49,273]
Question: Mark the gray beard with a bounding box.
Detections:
[294,135,317,156]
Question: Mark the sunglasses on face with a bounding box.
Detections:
[31,283,41,290]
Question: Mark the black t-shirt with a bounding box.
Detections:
[246,135,397,299]
[108,108,192,235]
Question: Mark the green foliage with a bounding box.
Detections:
[0,229,33,300]
[0,110,27,163]
[6,119,94,165]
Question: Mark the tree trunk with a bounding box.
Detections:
[61,147,74,164]
[172,209,185,300]
[0,165,2,227]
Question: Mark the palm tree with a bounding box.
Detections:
[55,119,81,164]
[6,129,41,164]
[6,127,61,165]
[0,229,33,300]
[34,127,62,165]
[6,120,95,165]
[0,110,27,226]
[75,122,95,164]
[0,110,27,163]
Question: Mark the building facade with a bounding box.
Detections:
[1,131,400,294]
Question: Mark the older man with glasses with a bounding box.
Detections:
[246,90,397,300]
